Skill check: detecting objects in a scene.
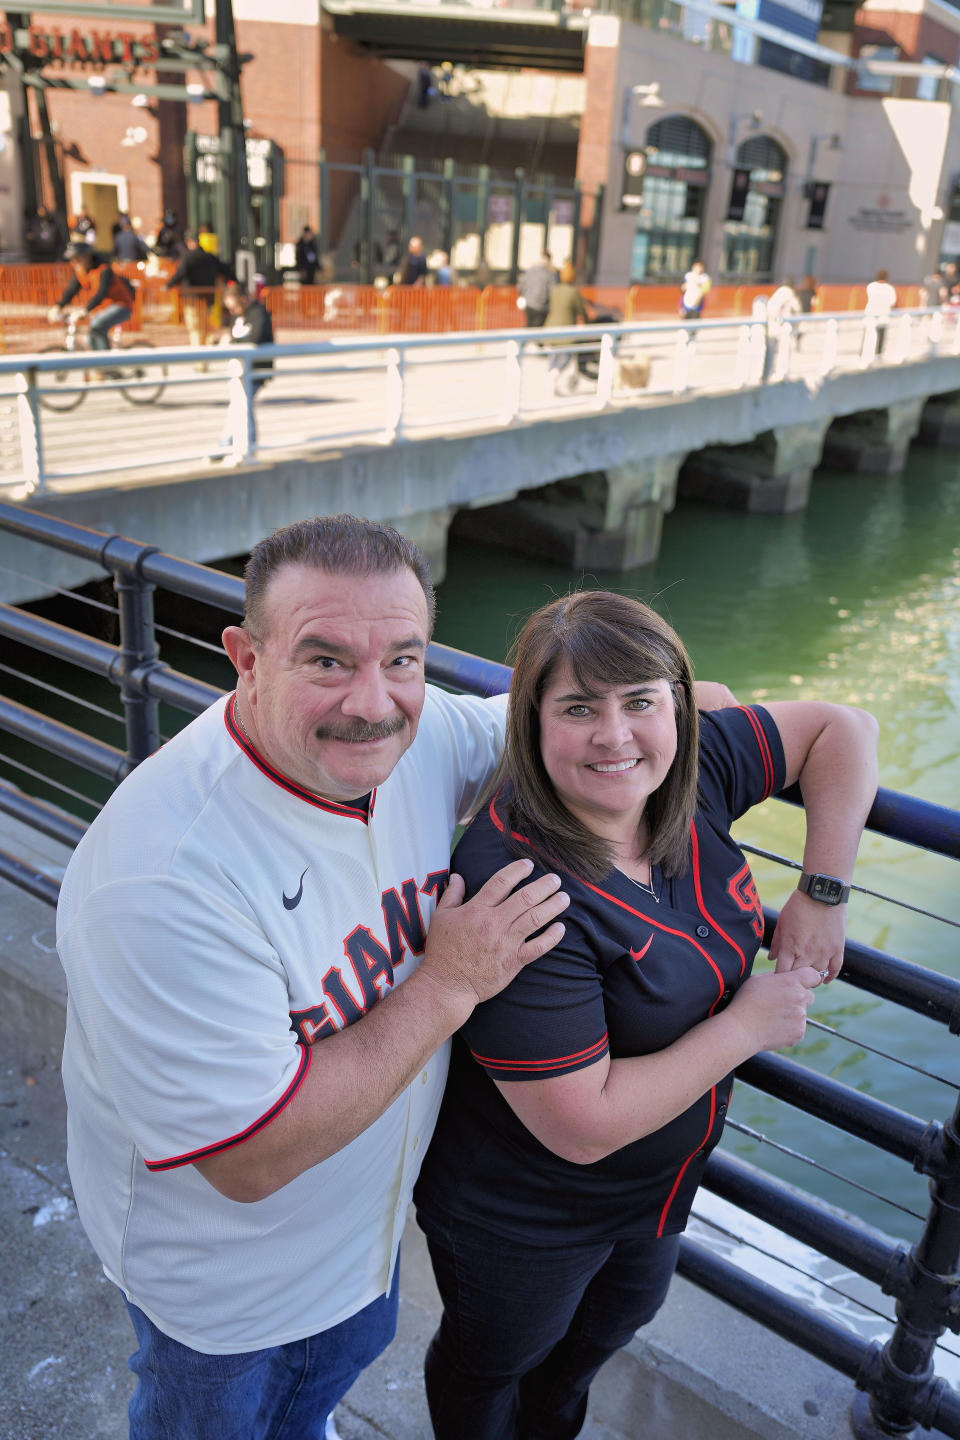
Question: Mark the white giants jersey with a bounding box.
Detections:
[56,687,506,1353]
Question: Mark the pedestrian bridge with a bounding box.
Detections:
[2,306,960,603]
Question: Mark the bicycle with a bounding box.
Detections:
[37,311,167,412]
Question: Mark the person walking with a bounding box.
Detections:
[296,225,319,286]
[864,268,897,358]
[113,215,148,264]
[517,251,557,328]
[165,230,236,349]
[152,210,182,259]
[399,235,428,287]
[544,261,589,392]
[795,274,818,314]
[679,259,711,319]
[215,281,275,456]
[763,277,802,378]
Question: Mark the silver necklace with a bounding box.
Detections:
[621,868,661,904]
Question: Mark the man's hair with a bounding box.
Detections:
[243,514,436,639]
[490,590,699,883]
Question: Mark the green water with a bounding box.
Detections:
[2,448,957,1241]
[432,452,960,1241]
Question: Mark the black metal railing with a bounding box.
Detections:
[1,500,959,1440]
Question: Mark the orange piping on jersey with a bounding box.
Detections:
[224,695,372,822]
[690,819,747,987]
[737,705,775,798]
[470,1033,609,1073]
[144,1040,311,1171]
[655,1083,717,1237]
[488,790,726,995]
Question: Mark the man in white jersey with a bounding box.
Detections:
[56,514,572,1440]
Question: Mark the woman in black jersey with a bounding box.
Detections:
[414,590,878,1440]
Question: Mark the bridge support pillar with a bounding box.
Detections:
[451,456,682,571]
[821,400,924,474]
[919,391,960,446]
[676,421,829,513]
[387,506,456,585]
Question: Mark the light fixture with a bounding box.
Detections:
[87,74,107,94]
[185,81,205,101]
[131,92,151,108]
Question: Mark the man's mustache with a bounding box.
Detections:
[314,715,407,744]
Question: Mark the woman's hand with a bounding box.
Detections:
[726,966,822,1053]
[769,890,846,982]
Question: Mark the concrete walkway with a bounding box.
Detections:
[0,814,869,1440]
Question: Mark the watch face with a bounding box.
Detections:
[812,876,844,903]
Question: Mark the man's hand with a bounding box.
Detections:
[694,681,738,712]
[420,858,569,1011]
[769,889,847,982]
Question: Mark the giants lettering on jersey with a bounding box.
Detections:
[289,870,449,1044]
[727,861,764,938]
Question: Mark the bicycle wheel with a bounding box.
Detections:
[36,346,87,412]
[117,339,167,405]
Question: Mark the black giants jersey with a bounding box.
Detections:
[415,705,785,1244]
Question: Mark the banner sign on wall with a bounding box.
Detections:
[726,168,751,222]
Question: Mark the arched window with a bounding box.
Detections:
[721,135,788,279]
[629,115,712,282]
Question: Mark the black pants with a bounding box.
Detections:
[419,1212,680,1440]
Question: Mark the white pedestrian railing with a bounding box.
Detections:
[0,307,955,496]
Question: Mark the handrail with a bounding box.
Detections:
[0,503,959,1440]
[0,304,950,496]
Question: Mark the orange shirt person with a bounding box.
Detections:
[49,243,135,352]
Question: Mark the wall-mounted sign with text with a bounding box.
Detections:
[847,205,913,234]
[0,17,159,66]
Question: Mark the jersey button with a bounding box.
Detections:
[717,1101,728,1117]
[696,924,710,938]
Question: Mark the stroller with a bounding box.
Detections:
[550,301,623,395]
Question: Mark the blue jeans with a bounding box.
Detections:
[124,1265,399,1439]
[418,1212,680,1440]
[89,303,132,351]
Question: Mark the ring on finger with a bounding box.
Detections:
[818,968,829,982]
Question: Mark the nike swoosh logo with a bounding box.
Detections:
[629,935,653,964]
[283,867,310,911]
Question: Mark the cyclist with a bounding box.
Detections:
[48,243,136,354]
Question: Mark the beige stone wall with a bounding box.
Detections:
[588,12,960,285]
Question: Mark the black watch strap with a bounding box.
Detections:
[797,871,850,906]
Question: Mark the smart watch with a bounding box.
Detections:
[797,872,850,906]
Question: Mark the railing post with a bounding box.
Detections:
[671,327,692,393]
[734,324,751,387]
[15,367,47,495]
[502,338,522,423]
[822,317,839,376]
[226,356,253,464]
[852,1094,960,1439]
[112,561,161,769]
[384,345,405,441]
[890,313,911,365]
[775,320,794,381]
[594,332,615,409]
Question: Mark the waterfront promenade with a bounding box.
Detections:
[3,305,960,603]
